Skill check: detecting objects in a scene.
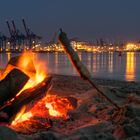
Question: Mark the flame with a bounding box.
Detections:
[16,52,47,96]
[9,52,47,125]
[12,106,33,126]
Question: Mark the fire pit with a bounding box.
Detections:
[0,52,77,134]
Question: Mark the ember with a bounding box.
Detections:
[45,95,74,118]
[11,94,75,126]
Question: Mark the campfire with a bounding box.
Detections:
[0,52,76,133]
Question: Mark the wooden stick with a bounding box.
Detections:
[59,29,120,110]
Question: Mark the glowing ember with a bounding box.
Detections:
[45,95,74,118]
[12,94,75,126]
[25,94,75,119]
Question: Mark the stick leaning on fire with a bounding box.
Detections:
[59,29,120,110]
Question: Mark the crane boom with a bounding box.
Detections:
[22,19,29,36]
[12,20,17,35]
[6,21,12,37]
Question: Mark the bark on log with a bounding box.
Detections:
[0,76,52,123]
[0,68,29,107]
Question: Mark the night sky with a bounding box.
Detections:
[0,0,140,43]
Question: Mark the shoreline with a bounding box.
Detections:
[50,74,140,99]
[52,74,140,85]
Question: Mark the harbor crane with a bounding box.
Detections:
[12,20,25,48]
[6,21,16,50]
[22,19,41,49]
[0,33,7,51]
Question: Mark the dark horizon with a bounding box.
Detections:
[0,0,140,43]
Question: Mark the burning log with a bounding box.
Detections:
[0,68,29,107]
[0,76,52,123]
[1,54,36,80]
[7,54,36,73]
[59,29,120,109]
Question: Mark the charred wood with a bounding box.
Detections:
[0,68,29,107]
[0,76,52,123]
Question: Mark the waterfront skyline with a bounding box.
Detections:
[0,0,140,42]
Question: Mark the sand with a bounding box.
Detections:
[1,75,140,140]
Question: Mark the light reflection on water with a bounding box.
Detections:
[0,52,139,82]
[125,52,135,81]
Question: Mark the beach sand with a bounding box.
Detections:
[1,75,140,140]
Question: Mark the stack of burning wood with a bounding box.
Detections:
[0,55,52,125]
[0,52,77,134]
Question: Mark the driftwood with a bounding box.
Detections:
[59,29,90,80]
[0,68,29,107]
[0,76,52,123]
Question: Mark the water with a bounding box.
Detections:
[0,52,139,82]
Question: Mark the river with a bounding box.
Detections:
[0,52,139,82]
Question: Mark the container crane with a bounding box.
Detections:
[12,20,24,48]
[22,19,41,49]
[22,19,33,49]
[12,20,17,35]
[6,21,13,37]
[6,21,16,50]
[0,33,7,50]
